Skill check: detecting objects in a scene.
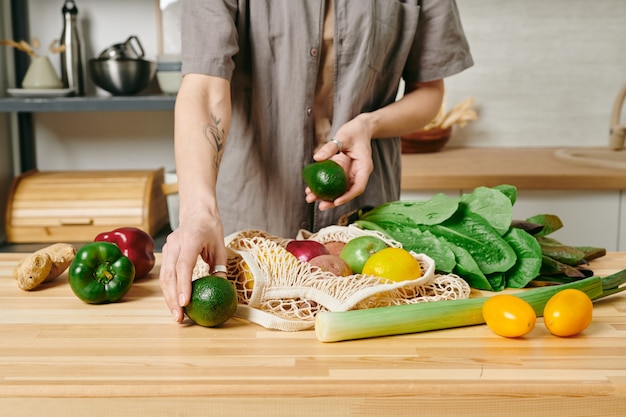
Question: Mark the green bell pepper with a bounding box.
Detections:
[68,241,135,304]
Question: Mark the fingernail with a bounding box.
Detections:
[179,293,186,306]
[171,309,180,322]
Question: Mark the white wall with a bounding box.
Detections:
[446,0,626,148]
[18,0,626,171]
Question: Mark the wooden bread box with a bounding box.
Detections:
[5,169,169,243]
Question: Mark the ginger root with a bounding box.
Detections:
[13,243,77,290]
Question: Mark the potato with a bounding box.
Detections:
[13,243,76,290]
[323,241,346,257]
[309,254,352,277]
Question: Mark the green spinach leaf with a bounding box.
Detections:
[461,186,513,235]
[360,193,459,226]
[418,208,517,275]
[446,242,493,290]
[503,227,543,288]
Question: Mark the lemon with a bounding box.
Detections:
[361,247,422,282]
[184,275,238,327]
[242,262,254,290]
[302,160,348,202]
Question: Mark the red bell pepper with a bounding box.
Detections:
[94,227,155,279]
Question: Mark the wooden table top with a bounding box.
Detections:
[401,147,626,190]
[1,252,625,417]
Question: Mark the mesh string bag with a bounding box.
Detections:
[192,225,471,331]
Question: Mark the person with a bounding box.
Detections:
[160,0,474,322]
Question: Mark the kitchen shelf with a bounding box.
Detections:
[4,1,178,175]
[0,95,176,113]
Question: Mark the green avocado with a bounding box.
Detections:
[302,160,348,202]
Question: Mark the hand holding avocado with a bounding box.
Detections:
[302,160,348,203]
[304,118,377,210]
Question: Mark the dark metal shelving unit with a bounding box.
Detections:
[4,0,174,173]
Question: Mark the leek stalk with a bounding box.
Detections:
[315,271,625,343]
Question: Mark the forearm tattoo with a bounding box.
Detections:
[203,113,226,170]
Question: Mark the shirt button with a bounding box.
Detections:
[310,48,319,57]
[300,221,309,229]
[306,107,312,116]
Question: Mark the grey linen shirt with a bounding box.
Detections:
[181,0,473,239]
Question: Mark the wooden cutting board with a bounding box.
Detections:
[0,252,625,417]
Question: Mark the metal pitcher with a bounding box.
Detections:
[98,35,145,60]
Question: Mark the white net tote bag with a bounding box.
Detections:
[192,225,470,331]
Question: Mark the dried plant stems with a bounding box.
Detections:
[423,96,479,131]
[0,37,65,57]
[49,39,66,54]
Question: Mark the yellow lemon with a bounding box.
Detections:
[361,247,422,282]
[242,261,254,290]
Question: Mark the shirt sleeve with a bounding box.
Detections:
[403,0,474,83]
[181,0,240,80]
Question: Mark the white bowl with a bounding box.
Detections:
[156,71,182,95]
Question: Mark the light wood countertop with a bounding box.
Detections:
[401,147,626,190]
[1,253,625,417]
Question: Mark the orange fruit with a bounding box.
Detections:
[361,247,422,282]
[543,289,593,337]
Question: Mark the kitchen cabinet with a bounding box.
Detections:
[511,190,621,251]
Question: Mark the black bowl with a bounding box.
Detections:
[88,58,156,96]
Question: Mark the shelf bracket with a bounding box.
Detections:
[10,0,37,173]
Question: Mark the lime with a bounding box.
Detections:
[302,160,348,202]
[184,275,238,327]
